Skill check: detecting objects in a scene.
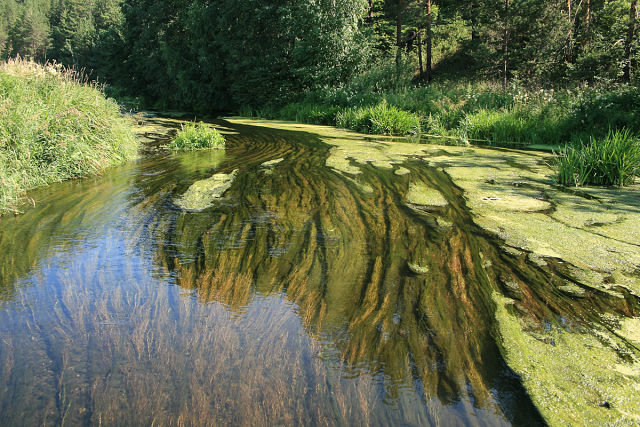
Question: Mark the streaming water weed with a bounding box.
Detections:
[554,129,640,187]
[168,121,225,151]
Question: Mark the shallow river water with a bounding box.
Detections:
[0,118,637,425]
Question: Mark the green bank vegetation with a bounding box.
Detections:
[168,121,225,151]
[554,129,640,187]
[249,80,640,146]
[0,58,137,215]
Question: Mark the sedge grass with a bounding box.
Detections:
[168,121,225,151]
[262,79,640,148]
[554,129,640,187]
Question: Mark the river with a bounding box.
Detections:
[0,116,637,425]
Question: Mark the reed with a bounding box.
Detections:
[554,129,640,187]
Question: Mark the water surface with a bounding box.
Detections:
[0,118,635,425]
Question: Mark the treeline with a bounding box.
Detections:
[1,0,638,111]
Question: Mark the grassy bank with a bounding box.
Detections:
[245,80,640,149]
[0,59,138,215]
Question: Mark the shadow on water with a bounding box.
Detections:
[0,118,637,425]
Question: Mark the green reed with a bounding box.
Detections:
[554,129,640,187]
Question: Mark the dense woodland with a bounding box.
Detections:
[1,0,638,112]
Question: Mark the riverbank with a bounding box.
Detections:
[0,59,138,216]
[227,117,640,426]
[243,83,640,150]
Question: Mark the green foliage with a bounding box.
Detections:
[335,102,421,136]
[112,0,369,112]
[0,58,138,214]
[554,129,640,187]
[168,121,225,151]
[270,80,640,149]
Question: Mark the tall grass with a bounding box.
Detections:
[335,102,421,136]
[0,58,138,215]
[554,129,640,187]
[168,121,225,151]
[254,64,640,147]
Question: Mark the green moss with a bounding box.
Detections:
[175,169,238,211]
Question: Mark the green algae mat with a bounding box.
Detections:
[0,115,637,425]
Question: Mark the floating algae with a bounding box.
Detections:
[225,119,640,425]
[494,293,640,426]
[175,169,238,211]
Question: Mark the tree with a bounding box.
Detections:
[10,5,50,60]
[425,0,433,81]
[49,0,96,66]
[502,0,509,89]
[0,1,19,57]
[623,0,638,81]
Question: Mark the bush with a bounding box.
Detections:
[0,58,138,215]
[168,121,225,151]
[554,129,640,187]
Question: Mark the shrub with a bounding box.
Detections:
[168,121,225,151]
[554,129,640,187]
[0,58,138,215]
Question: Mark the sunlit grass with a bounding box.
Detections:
[262,78,640,149]
[554,129,640,187]
[168,121,225,151]
[0,58,138,215]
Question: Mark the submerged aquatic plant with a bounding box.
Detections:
[554,129,640,187]
[169,121,225,151]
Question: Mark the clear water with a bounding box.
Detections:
[1,118,633,425]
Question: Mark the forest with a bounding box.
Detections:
[1,0,638,111]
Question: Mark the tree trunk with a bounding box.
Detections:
[417,27,424,79]
[623,0,638,82]
[396,0,403,67]
[503,0,509,89]
[567,0,573,63]
[471,1,479,41]
[426,0,432,82]
[368,0,374,20]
